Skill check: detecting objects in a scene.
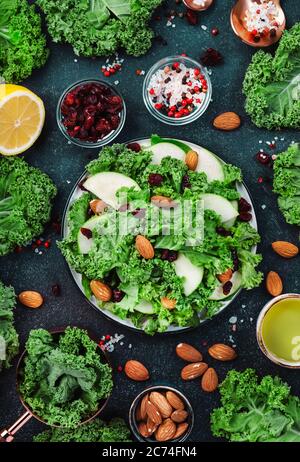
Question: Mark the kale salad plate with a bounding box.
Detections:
[60,136,262,334]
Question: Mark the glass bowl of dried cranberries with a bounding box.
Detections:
[57,79,126,148]
[143,55,212,126]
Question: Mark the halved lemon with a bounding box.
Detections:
[0,84,45,156]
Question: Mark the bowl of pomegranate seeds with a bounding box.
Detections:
[57,79,126,148]
[143,55,212,125]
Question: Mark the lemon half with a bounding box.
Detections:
[0,84,45,156]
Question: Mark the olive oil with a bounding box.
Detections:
[262,297,300,363]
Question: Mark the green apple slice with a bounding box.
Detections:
[147,142,185,164]
[194,147,224,182]
[202,193,239,224]
[134,300,155,315]
[77,215,105,254]
[83,172,140,209]
[223,200,239,229]
[209,271,242,301]
[173,253,204,296]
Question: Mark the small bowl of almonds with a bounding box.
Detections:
[129,385,194,442]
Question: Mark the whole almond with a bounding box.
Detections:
[181,362,208,381]
[208,344,237,361]
[171,409,188,423]
[166,391,185,410]
[89,199,108,215]
[217,268,233,283]
[155,418,176,442]
[174,422,189,439]
[124,360,149,381]
[18,291,43,309]
[185,150,198,171]
[138,421,150,438]
[140,394,149,420]
[213,112,241,131]
[146,418,158,436]
[176,343,203,362]
[272,241,299,259]
[135,235,155,259]
[90,280,112,302]
[201,367,219,392]
[146,400,162,425]
[151,195,177,208]
[266,271,283,297]
[161,296,176,310]
[150,392,173,418]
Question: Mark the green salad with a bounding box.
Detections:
[19,327,113,428]
[59,136,262,334]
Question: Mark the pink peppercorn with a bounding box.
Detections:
[117,365,123,372]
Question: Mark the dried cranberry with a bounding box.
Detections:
[80,227,92,238]
[51,284,61,297]
[239,211,252,222]
[86,94,98,105]
[200,48,223,66]
[182,174,191,190]
[113,289,125,302]
[186,8,198,25]
[231,249,239,272]
[148,173,164,186]
[161,249,178,262]
[64,93,75,106]
[223,281,233,296]
[84,115,94,130]
[109,115,120,129]
[216,227,231,237]
[84,105,97,117]
[132,208,146,219]
[127,142,141,152]
[238,198,251,212]
[256,151,271,165]
[96,118,111,134]
[79,127,89,139]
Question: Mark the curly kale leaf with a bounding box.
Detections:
[0,280,19,371]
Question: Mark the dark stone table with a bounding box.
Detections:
[0,0,299,443]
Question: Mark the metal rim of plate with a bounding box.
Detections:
[62,138,258,334]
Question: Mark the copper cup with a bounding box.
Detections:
[256,294,300,369]
[0,327,112,442]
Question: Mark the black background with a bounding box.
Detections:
[0,0,299,442]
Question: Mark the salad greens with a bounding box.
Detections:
[19,327,113,428]
[37,0,162,57]
[211,369,300,442]
[34,418,132,442]
[0,0,48,83]
[273,143,300,226]
[0,156,57,256]
[243,22,300,130]
[0,280,19,372]
[59,140,262,334]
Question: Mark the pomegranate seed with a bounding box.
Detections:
[155,103,163,110]
[149,88,155,95]
[80,227,93,239]
[194,68,200,76]
[174,112,182,118]
[168,111,174,117]
[117,365,123,372]
[44,241,50,248]
[194,86,200,92]
[104,71,110,77]
[105,334,111,340]
[256,151,271,165]
[211,27,219,36]
[258,176,264,184]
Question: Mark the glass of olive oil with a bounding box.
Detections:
[257,294,300,368]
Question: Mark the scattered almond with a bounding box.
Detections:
[208,344,237,362]
[146,400,162,425]
[173,422,189,439]
[90,280,112,302]
[124,360,150,381]
[171,409,188,423]
[185,150,198,171]
[18,291,43,309]
[135,235,155,259]
[266,271,283,297]
[89,199,108,215]
[213,111,241,131]
[181,362,208,381]
[272,241,299,259]
[161,296,176,310]
[201,367,219,392]
[151,195,176,208]
[217,268,233,284]
[155,418,176,442]
[166,391,185,410]
[150,392,173,418]
[176,343,203,362]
